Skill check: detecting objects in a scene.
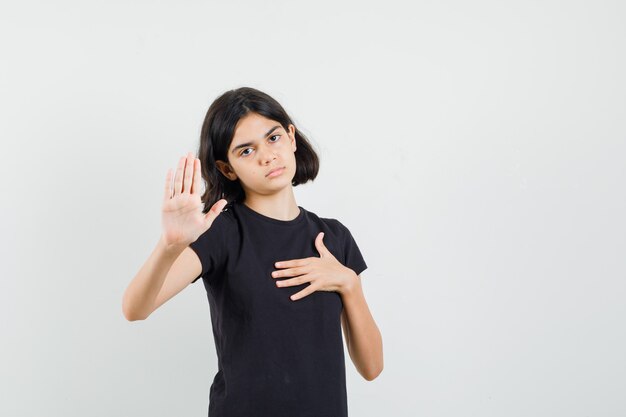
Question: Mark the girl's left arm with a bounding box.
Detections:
[340,274,384,381]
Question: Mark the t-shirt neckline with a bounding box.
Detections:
[236,201,306,226]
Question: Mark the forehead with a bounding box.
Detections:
[231,113,282,143]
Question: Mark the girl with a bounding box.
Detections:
[122,87,383,417]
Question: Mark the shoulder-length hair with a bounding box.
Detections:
[197,86,320,213]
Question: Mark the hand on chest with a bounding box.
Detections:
[224,228,345,316]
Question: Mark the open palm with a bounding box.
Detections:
[161,152,227,248]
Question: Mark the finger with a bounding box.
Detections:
[276,275,308,287]
[191,157,202,195]
[315,232,328,256]
[163,168,173,203]
[204,198,228,228]
[290,283,317,301]
[182,152,194,194]
[173,156,186,196]
[274,258,310,269]
[272,265,309,279]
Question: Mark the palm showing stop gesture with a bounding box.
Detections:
[161,152,227,248]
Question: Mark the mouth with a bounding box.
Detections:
[266,166,285,177]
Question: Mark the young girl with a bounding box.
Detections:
[122,87,383,417]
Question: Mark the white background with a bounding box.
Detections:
[1,1,625,416]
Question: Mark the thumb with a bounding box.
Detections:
[204,199,228,228]
[315,232,331,257]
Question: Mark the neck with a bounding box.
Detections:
[242,187,300,221]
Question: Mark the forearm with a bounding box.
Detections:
[122,235,185,321]
[341,275,384,381]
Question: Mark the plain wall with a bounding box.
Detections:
[1,0,624,416]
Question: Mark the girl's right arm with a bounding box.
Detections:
[122,152,227,321]
[122,236,196,321]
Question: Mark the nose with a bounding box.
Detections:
[258,143,277,164]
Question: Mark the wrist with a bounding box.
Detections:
[340,269,361,297]
[158,234,188,256]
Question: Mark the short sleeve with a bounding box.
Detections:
[188,211,231,284]
[337,220,368,277]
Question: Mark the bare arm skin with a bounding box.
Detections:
[121,152,227,321]
[122,238,200,321]
[341,274,384,381]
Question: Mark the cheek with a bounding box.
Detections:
[288,155,298,172]
[285,145,297,161]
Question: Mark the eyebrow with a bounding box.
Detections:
[231,125,282,154]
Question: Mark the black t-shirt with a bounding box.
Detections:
[188,200,368,417]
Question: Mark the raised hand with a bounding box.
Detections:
[160,152,227,248]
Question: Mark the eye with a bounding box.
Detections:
[240,135,281,157]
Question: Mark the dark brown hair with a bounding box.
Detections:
[197,87,320,213]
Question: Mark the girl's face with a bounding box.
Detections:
[216,112,297,198]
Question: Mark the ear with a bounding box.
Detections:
[288,124,297,152]
[215,160,238,181]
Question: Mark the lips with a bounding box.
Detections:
[266,166,285,177]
